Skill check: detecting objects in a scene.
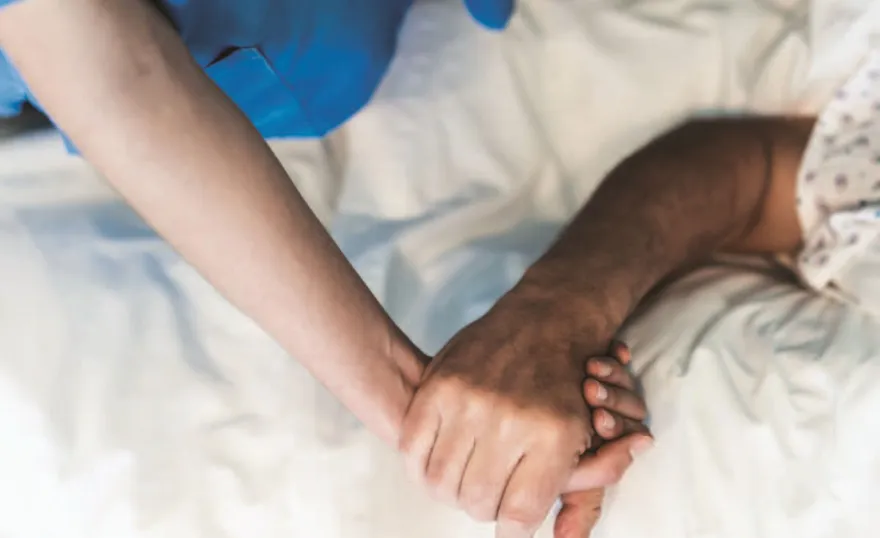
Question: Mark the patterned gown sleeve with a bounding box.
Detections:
[793,52,880,318]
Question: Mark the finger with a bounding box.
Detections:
[585,356,636,391]
[554,489,604,538]
[495,521,533,538]
[463,0,515,30]
[424,426,477,505]
[459,442,524,522]
[583,379,647,421]
[399,398,442,485]
[496,453,572,538]
[609,340,632,365]
[592,408,650,441]
[564,435,653,493]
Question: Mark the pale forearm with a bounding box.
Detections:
[0,0,422,445]
[513,117,813,346]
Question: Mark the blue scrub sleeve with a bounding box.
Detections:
[0,0,27,117]
[462,0,514,30]
[0,1,514,30]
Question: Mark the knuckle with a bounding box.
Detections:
[541,415,587,445]
[500,486,548,526]
[423,465,463,504]
[459,480,503,522]
[585,504,604,527]
[465,392,497,418]
[430,376,466,400]
[462,499,497,523]
[431,377,491,408]
[459,483,492,509]
[500,498,543,528]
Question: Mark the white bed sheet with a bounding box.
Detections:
[0,0,878,537]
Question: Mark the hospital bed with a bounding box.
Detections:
[0,0,878,537]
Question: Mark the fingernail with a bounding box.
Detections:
[614,342,632,364]
[594,361,613,378]
[601,412,615,430]
[630,437,654,457]
[594,383,608,402]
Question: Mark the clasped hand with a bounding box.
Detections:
[400,298,652,538]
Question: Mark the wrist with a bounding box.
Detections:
[341,354,420,449]
[496,263,629,356]
[364,334,428,448]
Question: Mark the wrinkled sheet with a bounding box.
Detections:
[0,0,879,537]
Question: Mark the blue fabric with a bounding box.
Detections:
[464,0,514,30]
[0,0,515,143]
[0,50,26,116]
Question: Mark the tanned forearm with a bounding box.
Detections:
[509,117,814,349]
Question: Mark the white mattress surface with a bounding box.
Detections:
[0,0,878,537]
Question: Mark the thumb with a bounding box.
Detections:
[463,0,515,30]
[563,434,653,494]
